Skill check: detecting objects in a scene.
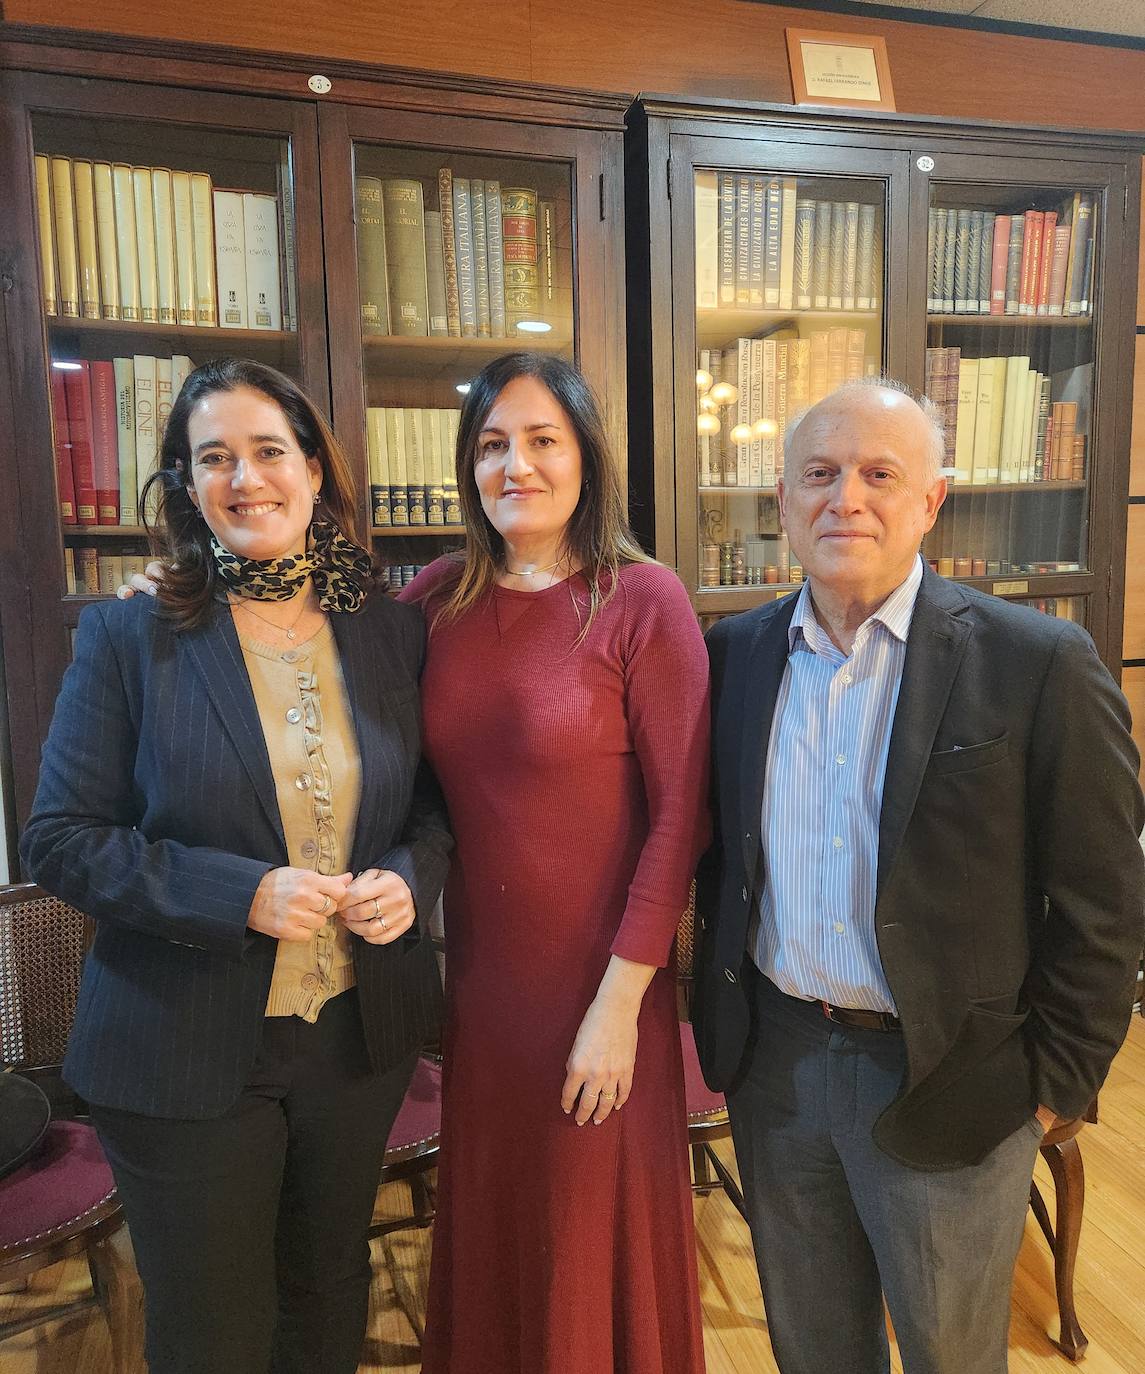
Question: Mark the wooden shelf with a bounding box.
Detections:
[63,524,147,537]
[927,313,1092,327]
[700,485,779,494]
[372,525,466,537]
[944,480,1085,494]
[363,332,572,379]
[48,317,296,346]
[696,308,879,350]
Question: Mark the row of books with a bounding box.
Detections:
[34,154,290,331]
[924,556,1082,578]
[51,355,194,527]
[697,330,878,488]
[925,347,1085,485]
[367,407,464,528]
[65,545,150,596]
[695,174,882,314]
[380,563,433,590]
[356,172,561,338]
[926,196,1095,317]
[699,530,802,588]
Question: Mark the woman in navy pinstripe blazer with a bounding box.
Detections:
[21,359,452,1374]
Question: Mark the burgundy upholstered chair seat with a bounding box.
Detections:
[679,1022,727,1120]
[383,1055,442,1164]
[0,1119,116,1252]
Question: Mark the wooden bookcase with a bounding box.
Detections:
[0,25,628,831]
[625,95,1141,671]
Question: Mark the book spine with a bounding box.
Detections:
[437,168,462,338]
[952,208,970,313]
[170,355,193,405]
[539,199,555,310]
[841,201,859,312]
[827,327,847,390]
[75,545,98,594]
[1004,214,1024,315]
[485,180,506,337]
[778,177,797,311]
[846,328,866,384]
[794,199,814,310]
[276,146,298,331]
[953,357,978,483]
[763,178,781,308]
[111,165,141,323]
[1067,196,1093,315]
[51,157,80,318]
[855,203,875,311]
[1021,210,1043,316]
[501,186,538,329]
[50,367,75,522]
[212,190,247,327]
[1080,199,1097,315]
[828,201,845,310]
[72,160,102,320]
[243,192,283,330]
[90,360,121,524]
[92,162,120,321]
[812,201,831,310]
[774,340,789,475]
[188,173,218,327]
[989,215,1009,315]
[386,409,409,527]
[382,180,429,337]
[941,208,956,312]
[443,410,463,526]
[975,211,991,312]
[1034,375,1051,481]
[171,171,197,328]
[735,176,752,307]
[747,177,764,309]
[717,173,736,307]
[423,209,450,338]
[151,168,178,325]
[453,179,478,338]
[425,410,445,526]
[761,337,776,485]
[965,210,983,315]
[405,409,427,525]
[133,354,158,515]
[97,553,124,595]
[928,207,944,313]
[470,181,492,338]
[749,339,763,487]
[113,357,138,528]
[366,407,390,526]
[787,338,811,417]
[1035,211,1058,316]
[809,330,829,405]
[735,339,750,486]
[64,362,98,526]
[155,359,173,482]
[64,546,76,595]
[354,175,388,335]
[132,168,159,324]
[34,154,58,316]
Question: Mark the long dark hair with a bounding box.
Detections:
[143,358,370,629]
[437,351,649,636]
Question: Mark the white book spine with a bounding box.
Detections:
[112,164,141,323]
[133,354,159,512]
[171,171,197,327]
[213,190,247,328]
[151,168,177,326]
[387,408,409,527]
[778,177,797,311]
[749,339,763,488]
[132,168,159,324]
[171,354,194,403]
[113,357,138,527]
[72,160,102,320]
[426,409,445,526]
[243,192,282,330]
[92,162,120,320]
[34,154,57,316]
[190,174,218,326]
[50,156,80,318]
[694,171,719,311]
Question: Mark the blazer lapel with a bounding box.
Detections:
[876,571,971,900]
[739,595,800,881]
[181,605,286,852]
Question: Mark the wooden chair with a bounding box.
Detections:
[0,883,144,1371]
[677,891,746,1219]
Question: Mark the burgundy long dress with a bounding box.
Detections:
[398,559,710,1374]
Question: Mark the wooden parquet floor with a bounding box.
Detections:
[4,1015,1144,1373]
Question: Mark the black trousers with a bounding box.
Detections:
[91,990,416,1374]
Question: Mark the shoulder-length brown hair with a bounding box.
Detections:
[143,357,371,630]
[437,351,650,636]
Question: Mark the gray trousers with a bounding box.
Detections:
[726,968,1043,1374]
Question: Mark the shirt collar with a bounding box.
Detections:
[788,554,925,654]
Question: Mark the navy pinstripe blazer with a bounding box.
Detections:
[20,589,451,1119]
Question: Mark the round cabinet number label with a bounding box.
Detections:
[916,155,935,173]
[308,75,332,94]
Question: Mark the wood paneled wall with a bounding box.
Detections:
[6,0,1145,131]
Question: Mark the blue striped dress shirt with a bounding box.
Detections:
[750,555,924,1013]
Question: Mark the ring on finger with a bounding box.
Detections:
[371,896,381,919]
[374,914,387,931]
[599,1090,617,1100]
[316,895,332,916]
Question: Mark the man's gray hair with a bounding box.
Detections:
[783,377,946,483]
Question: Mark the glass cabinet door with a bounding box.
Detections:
[18,79,325,609]
[671,139,906,614]
[348,140,575,589]
[920,165,1111,627]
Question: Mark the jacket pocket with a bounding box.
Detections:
[927,732,1010,776]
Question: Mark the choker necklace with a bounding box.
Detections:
[503,557,564,578]
[231,588,312,641]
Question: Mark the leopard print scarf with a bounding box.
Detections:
[211,521,372,613]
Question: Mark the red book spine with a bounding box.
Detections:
[62,361,97,525]
[89,360,120,524]
[989,215,1009,316]
[49,367,76,523]
[1035,211,1058,315]
[1020,210,1043,315]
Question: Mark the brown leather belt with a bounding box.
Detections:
[819,999,901,1032]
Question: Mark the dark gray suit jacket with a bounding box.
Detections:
[20,590,452,1119]
[693,567,1145,1169]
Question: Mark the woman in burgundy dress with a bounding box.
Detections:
[399,352,710,1373]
